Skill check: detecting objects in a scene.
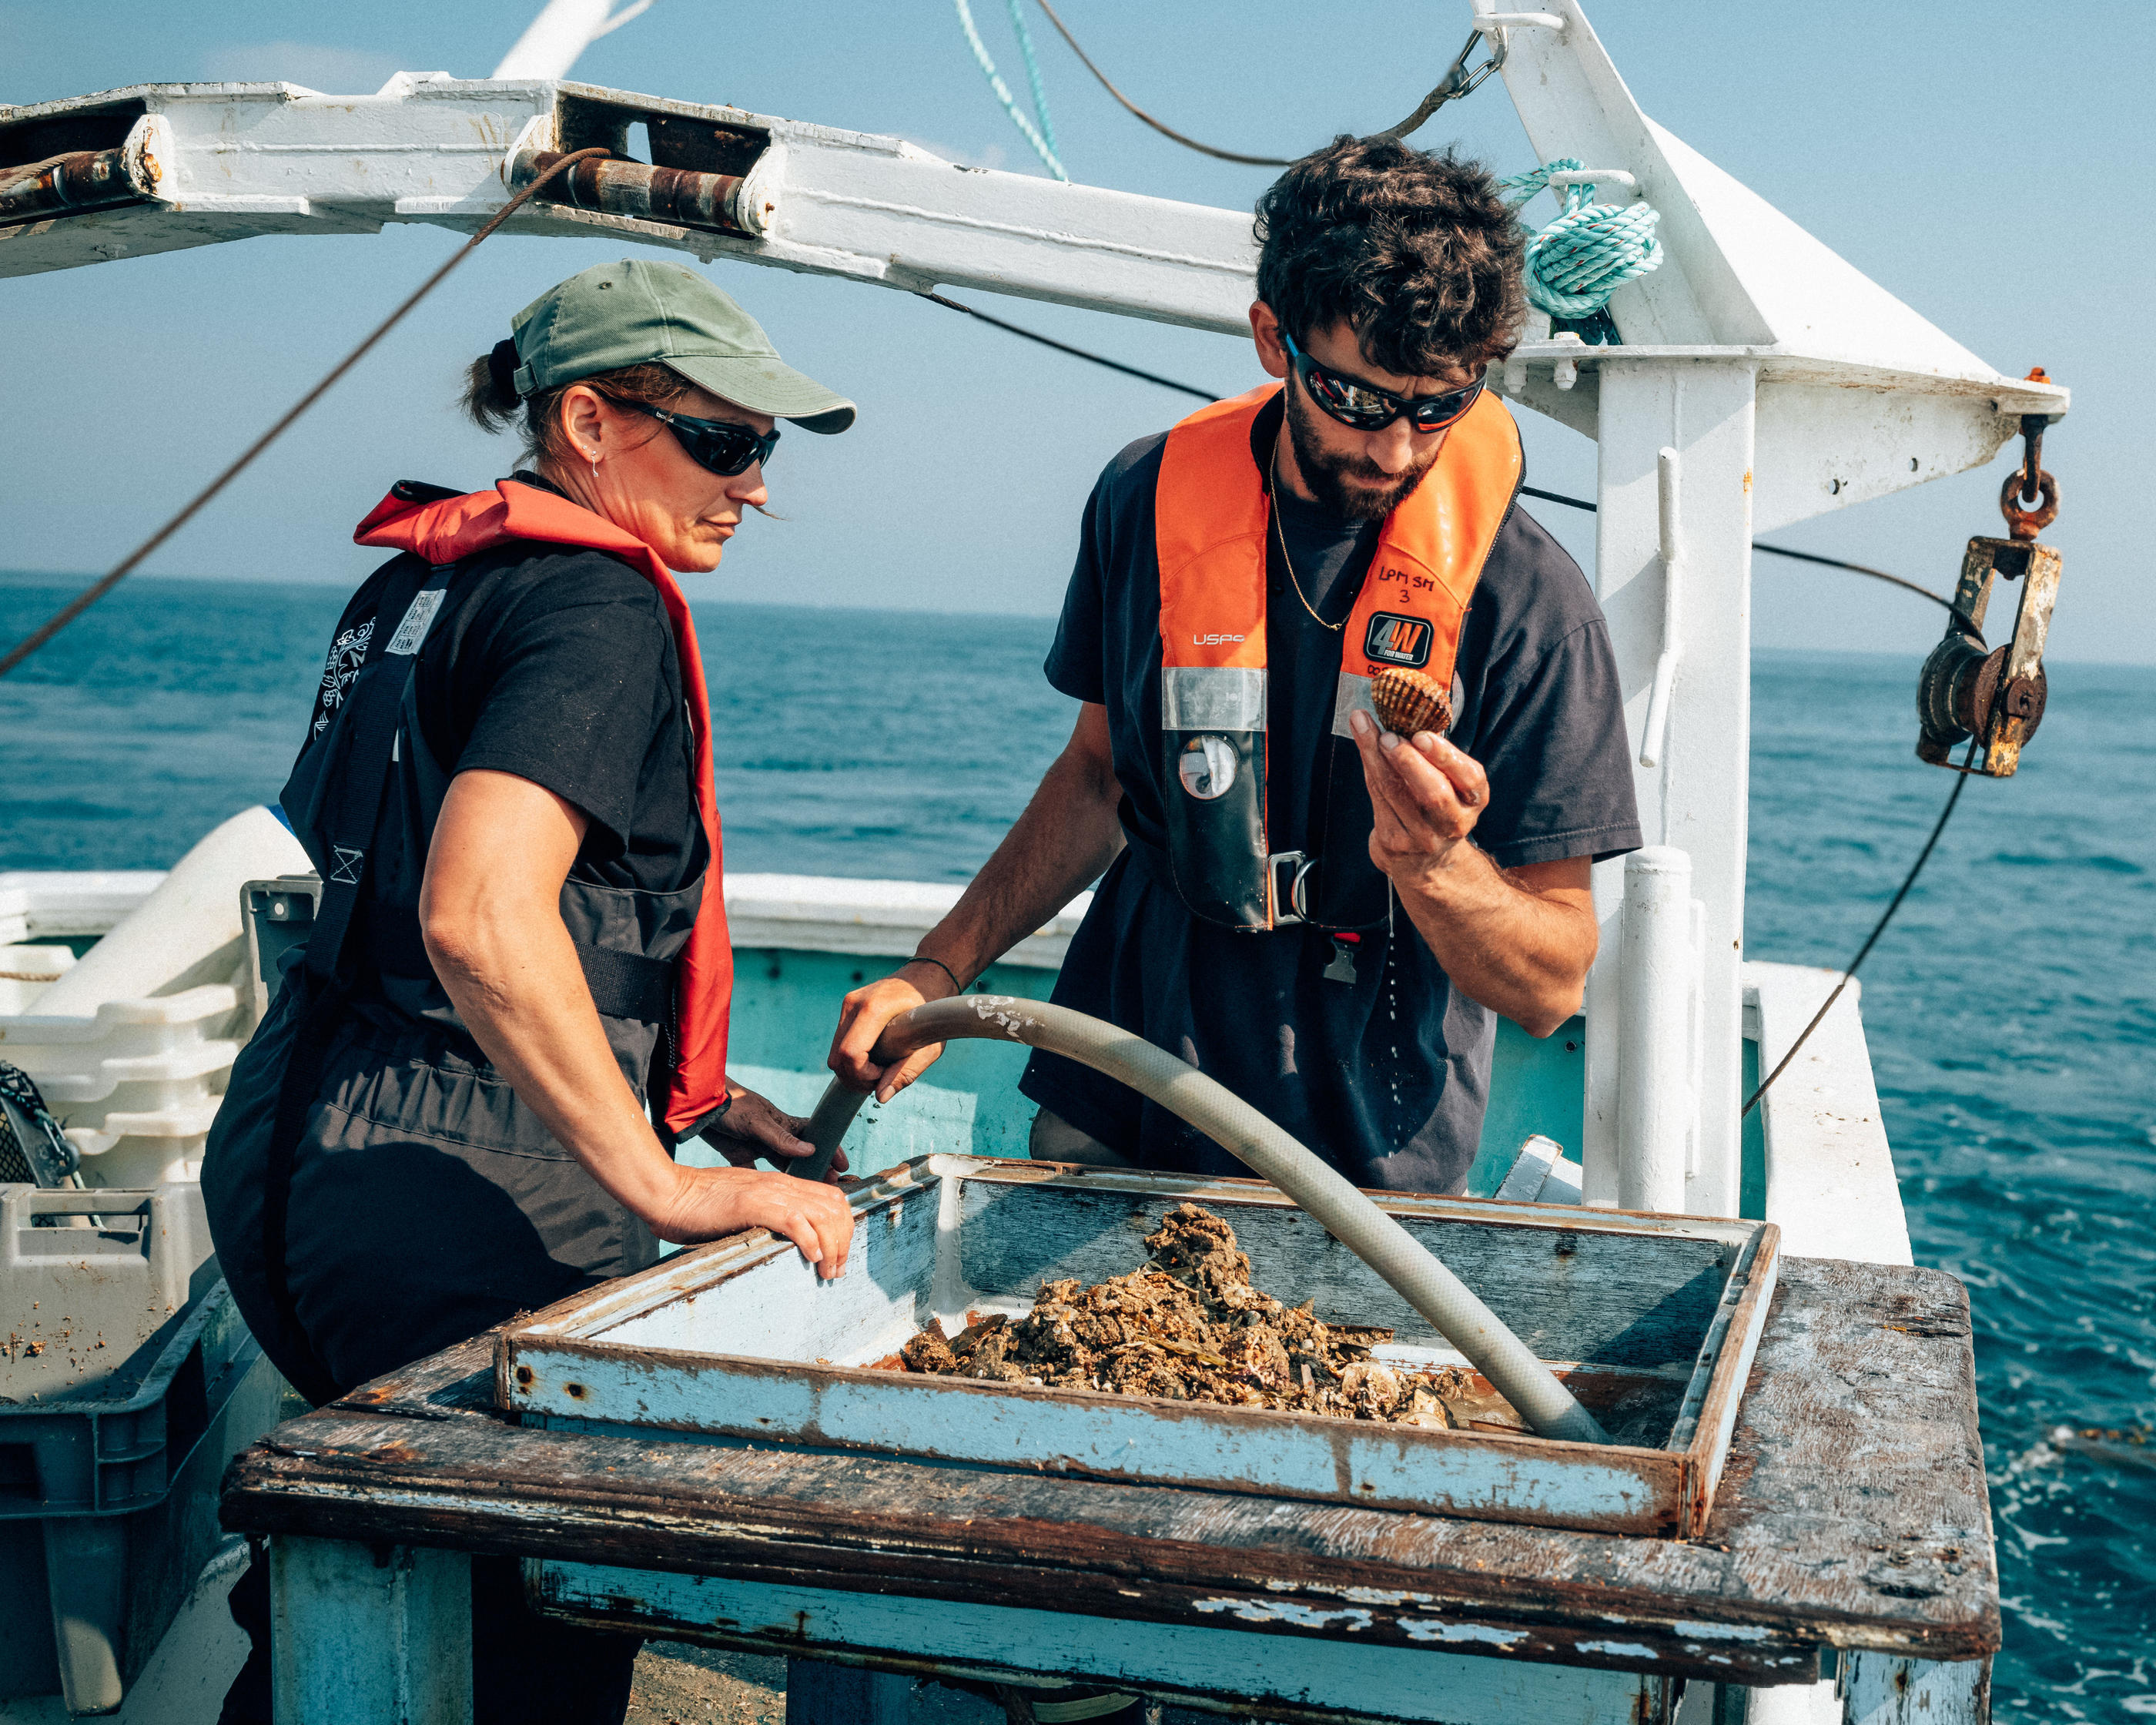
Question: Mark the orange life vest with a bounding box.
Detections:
[1152,384,1522,929]
[353,478,735,1135]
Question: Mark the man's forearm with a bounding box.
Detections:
[917,743,1125,983]
[1391,846,1596,1037]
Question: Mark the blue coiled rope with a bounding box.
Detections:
[954,0,1067,182]
[1498,156,1663,323]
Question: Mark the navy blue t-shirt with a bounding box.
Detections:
[1017,406,1641,1194]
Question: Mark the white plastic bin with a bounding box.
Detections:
[0,986,243,1187]
[0,872,246,1189]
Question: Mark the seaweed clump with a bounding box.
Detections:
[896,1203,1492,1426]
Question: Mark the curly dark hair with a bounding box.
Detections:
[1254,135,1526,376]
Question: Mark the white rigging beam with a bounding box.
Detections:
[0,79,1256,330]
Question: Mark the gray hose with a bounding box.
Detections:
[801,994,1609,1445]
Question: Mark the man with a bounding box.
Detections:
[830,136,1640,1195]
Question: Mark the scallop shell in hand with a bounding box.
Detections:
[1370,667,1452,737]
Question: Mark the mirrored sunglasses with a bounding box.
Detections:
[1283,331,1484,434]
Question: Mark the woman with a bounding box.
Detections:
[203,259,856,1723]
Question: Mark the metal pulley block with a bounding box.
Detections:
[0,1060,79,1187]
[1915,413,2064,778]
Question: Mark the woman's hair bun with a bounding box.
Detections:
[460,340,524,434]
[486,338,522,403]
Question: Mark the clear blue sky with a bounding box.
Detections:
[3,1,2148,665]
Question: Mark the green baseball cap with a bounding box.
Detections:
[508,259,855,434]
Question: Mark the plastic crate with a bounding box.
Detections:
[0,987,243,1189]
[0,1331,282,1712]
[2,1185,225,1508]
[0,1184,287,1712]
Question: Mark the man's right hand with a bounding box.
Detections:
[829,959,960,1102]
[825,704,1126,1104]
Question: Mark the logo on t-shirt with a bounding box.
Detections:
[1364,613,1432,668]
[313,618,374,737]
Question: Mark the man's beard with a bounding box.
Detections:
[1283,384,1440,523]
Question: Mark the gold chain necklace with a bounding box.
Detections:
[1268,474,1350,631]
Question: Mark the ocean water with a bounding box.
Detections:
[2,574,2151,1710]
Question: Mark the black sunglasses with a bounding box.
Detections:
[1282,331,1484,434]
[628,403,779,477]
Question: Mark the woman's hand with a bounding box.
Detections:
[648,1161,856,1278]
[699,1082,847,1177]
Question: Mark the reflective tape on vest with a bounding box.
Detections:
[1162,665,1267,731]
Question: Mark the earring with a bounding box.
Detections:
[588,452,601,474]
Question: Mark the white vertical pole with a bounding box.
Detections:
[1619,847,1692,1212]
[1581,360,1757,1218]
[1579,869,1622,1206]
[1638,447,1682,769]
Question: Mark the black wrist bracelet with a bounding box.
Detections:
[905,954,966,993]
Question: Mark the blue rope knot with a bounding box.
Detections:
[1498,157,1664,323]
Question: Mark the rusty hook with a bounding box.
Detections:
[1999,467,2058,541]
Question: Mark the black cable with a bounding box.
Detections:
[1748,541,1955,613]
[1030,0,1491,164]
[1029,0,1295,166]
[915,290,1215,400]
[1742,744,1974,1116]
[1521,485,1954,608]
[0,148,613,682]
[1521,484,1595,513]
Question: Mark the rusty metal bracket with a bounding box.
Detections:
[1998,465,2057,541]
[1916,381,2065,776]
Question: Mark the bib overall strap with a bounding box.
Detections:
[262,558,448,1405]
[368,916,676,1023]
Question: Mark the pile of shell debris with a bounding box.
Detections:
[895,1203,1521,1430]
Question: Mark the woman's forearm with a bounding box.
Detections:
[423,896,678,1219]
[421,769,855,1273]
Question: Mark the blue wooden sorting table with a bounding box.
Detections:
[220,1256,1997,1725]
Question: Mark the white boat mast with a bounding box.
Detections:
[491,0,654,82]
[0,2,2067,1226]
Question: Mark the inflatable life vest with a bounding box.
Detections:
[1153,384,1522,931]
[351,478,735,1135]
